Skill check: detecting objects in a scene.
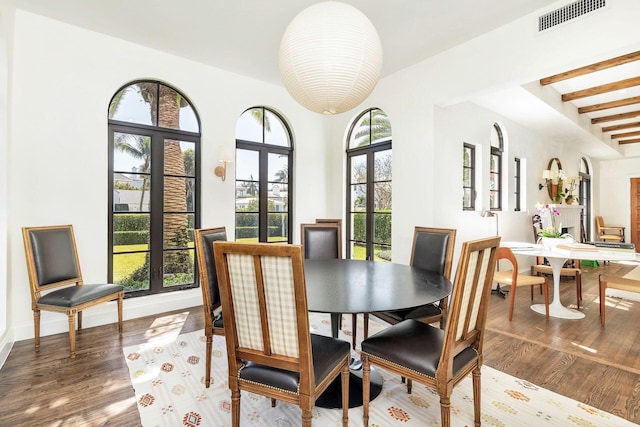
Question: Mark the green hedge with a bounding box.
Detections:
[353,211,391,244]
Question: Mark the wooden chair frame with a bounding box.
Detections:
[214,241,350,427]
[362,236,501,427]
[22,225,123,359]
[599,274,640,326]
[194,226,227,388]
[494,247,550,321]
[596,216,625,242]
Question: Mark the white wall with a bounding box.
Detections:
[6,10,328,341]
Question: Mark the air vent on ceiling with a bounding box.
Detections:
[538,0,606,31]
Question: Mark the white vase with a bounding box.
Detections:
[540,236,574,250]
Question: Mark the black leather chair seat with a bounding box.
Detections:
[375,303,441,323]
[38,284,124,308]
[361,319,477,378]
[239,334,350,393]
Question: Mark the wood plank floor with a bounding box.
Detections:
[1,261,640,426]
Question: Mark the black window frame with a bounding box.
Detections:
[463,143,476,211]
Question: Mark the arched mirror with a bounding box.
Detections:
[546,157,562,201]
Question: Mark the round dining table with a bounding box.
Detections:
[304,258,453,409]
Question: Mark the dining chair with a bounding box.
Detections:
[494,247,550,320]
[22,224,124,359]
[596,216,625,243]
[531,214,582,308]
[302,222,359,347]
[366,226,456,337]
[214,241,351,427]
[598,274,640,326]
[194,226,227,388]
[361,236,500,427]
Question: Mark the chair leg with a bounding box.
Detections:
[508,284,517,321]
[341,360,349,427]
[231,389,240,427]
[600,278,607,326]
[205,334,213,388]
[407,378,413,394]
[472,367,481,427]
[363,313,369,339]
[576,273,582,309]
[117,293,124,333]
[68,310,77,359]
[543,278,549,320]
[352,313,357,349]
[439,394,451,427]
[301,408,312,427]
[34,309,41,353]
[362,354,370,427]
[78,310,83,331]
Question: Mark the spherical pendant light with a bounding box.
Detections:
[279,1,383,115]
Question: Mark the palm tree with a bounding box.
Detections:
[353,109,391,147]
[114,134,151,211]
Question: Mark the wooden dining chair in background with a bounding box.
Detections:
[366,226,456,337]
[494,247,550,321]
[596,216,625,243]
[302,221,359,348]
[361,236,500,427]
[194,226,227,388]
[214,241,351,427]
[22,224,124,359]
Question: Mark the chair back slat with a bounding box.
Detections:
[440,237,500,375]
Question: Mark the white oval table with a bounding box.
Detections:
[502,242,639,319]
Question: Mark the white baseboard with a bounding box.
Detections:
[11,288,202,341]
[0,329,14,369]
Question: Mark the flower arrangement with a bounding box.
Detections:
[536,203,571,238]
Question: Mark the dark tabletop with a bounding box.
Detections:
[304,258,452,314]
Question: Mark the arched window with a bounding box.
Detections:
[235,107,293,243]
[108,80,201,296]
[489,122,504,210]
[346,108,392,261]
[579,157,591,241]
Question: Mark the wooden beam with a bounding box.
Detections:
[562,77,640,102]
[579,96,640,113]
[591,110,640,124]
[602,122,640,132]
[540,51,640,85]
[611,130,640,139]
[619,139,640,145]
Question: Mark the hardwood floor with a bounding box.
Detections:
[1,261,640,426]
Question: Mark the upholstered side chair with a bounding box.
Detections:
[366,226,456,336]
[214,241,351,427]
[22,224,124,359]
[194,226,227,388]
[361,236,500,427]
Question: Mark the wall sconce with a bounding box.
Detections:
[214,147,233,181]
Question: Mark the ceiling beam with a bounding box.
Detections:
[578,96,640,113]
[540,50,640,85]
[591,110,640,124]
[611,130,640,139]
[619,139,640,144]
[562,77,640,102]
[602,122,640,132]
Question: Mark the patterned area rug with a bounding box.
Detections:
[123,314,632,426]
[606,261,640,301]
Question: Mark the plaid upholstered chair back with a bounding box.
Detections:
[214,242,312,374]
[437,236,500,378]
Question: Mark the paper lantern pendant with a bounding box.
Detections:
[279,1,383,115]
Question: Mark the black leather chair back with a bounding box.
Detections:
[302,225,340,259]
[411,230,450,275]
[28,228,80,287]
[198,229,227,307]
